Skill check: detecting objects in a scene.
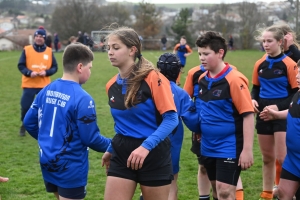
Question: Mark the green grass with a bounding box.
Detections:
[0,49,265,200]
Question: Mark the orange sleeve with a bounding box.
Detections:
[227,71,254,114]
[283,57,298,89]
[252,58,265,86]
[183,66,199,97]
[226,63,237,70]
[106,74,118,94]
[198,71,207,82]
[173,44,180,51]
[186,45,193,53]
[145,70,176,114]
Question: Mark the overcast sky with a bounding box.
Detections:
[106,0,282,4]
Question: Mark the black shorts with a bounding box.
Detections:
[200,156,241,186]
[107,134,173,186]
[44,181,86,199]
[256,98,287,135]
[256,114,286,135]
[281,168,300,182]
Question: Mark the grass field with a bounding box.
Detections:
[0,49,266,200]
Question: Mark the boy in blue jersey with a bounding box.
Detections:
[197,31,254,200]
[23,43,111,200]
[259,60,300,200]
[173,36,193,85]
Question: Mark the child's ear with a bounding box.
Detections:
[130,46,138,56]
[77,63,83,73]
[218,49,225,58]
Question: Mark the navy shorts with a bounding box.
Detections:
[200,156,241,186]
[44,181,86,199]
[107,134,173,186]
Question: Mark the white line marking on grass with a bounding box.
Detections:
[0,55,19,62]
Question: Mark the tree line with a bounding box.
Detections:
[0,0,295,49]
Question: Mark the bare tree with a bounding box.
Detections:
[238,2,264,49]
[51,0,103,41]
[134,1,162,38]
[98,3,131,28]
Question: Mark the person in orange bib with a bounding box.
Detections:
[17,26,58,136]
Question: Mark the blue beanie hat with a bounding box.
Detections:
[34,27,46,38]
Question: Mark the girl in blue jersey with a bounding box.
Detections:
[251,25,298,200]
[259,59,300,200]
[23,43,111,200]
[101,27,178,200]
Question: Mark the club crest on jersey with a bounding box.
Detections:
[88,100,94,108]
[110,96,115,102]
[199,88,203,95]
[259,69,263,74]
[274,69,283,75]
[212,89,222,97]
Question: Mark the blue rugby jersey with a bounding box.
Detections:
[24,79,111,188]
[252,53,297,99]
[106,70,177,151]
[198,66,253,158]
[283,91,300,178]
[169,81,200,174]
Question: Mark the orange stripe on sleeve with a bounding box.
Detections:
[106,74,118,94]
[186,45,193,53]
[252,57,265,86]
[173,44,180,51]
[183,66,199,97]
[283,57,298,89]
[145,70,176,114]
[226,70,254,114]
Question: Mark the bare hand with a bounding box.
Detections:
[38,71,46,77]
[127,146,149,170]
[238,149,253,170]
[30,71,39,77]
[259,106,277,121]
[251,100,260,113]
[267,104,278,111]
[102,152,112,174]
[0,176,9,182]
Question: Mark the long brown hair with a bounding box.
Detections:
[106,26,157,108]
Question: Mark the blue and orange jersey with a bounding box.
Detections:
[283,91,300,178]
[252,53,297,99]
[198,64,253,158]
[106,70,176,140]
[173,43,193,65]
[184,63,237,109]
